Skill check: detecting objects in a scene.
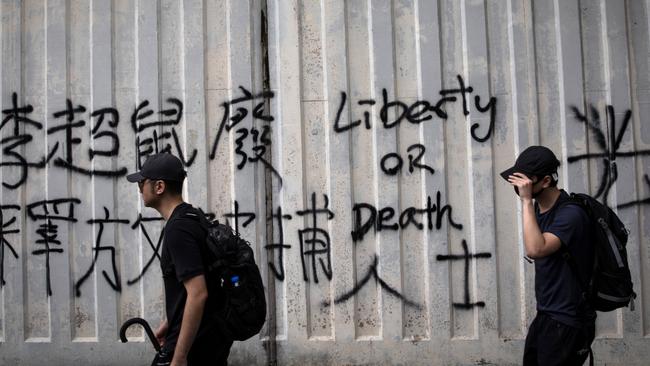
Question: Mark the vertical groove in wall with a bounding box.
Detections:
[644,0,650,338]
[620,0,638,338]
[85,0,95,342]
[626,0,650,338]
[577,0,591,198]
[481,0,498,342]
[319,0,335,339]
[0,0,5,344]
[224,0,234,218]
[295,0,310,339]
[88,0,97,340]
[530,0,541,144]
[259,1,278,361]
[19,0,28,343]
[155,0,161,139]
[340,0,360,343]
[341,0,353,331]
[110,0,120,339]
[622,0,632,335]
[503,0,518,338]
[552,0,566,161]
[519,0,532,332]
[179,0,187,181]
[508,0,525,337]
[461,0,478,339]
[201,0,211,210]
[47,0,56,342]
[437,0,453,341]
[413,0,432,340]
[390,0,404,340]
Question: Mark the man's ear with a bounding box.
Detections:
[155,180,166,195]
[541,175,552,188]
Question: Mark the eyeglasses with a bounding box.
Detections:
[138,178,152,192]
[138,178,164,192]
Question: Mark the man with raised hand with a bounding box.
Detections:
[502,146,596,366]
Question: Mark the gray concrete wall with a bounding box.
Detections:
[0,0,648,365]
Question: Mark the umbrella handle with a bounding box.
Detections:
[119,317,161,353]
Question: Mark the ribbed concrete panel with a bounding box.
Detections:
[0,1,648,365]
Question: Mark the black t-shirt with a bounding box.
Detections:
[161,202,217,351]
[534,190,596,328]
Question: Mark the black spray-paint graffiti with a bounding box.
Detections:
[618,174,650,209]
[1,88,279,189]
[569,105,650,208]
[223,194,335,284]
[0,196,219,297]
[0,94,204,190]
[436,240,492,309]
[2,193,491,311]
[380,143,435,176]
[132,98,197,169]
[75,207,130,296]
[232,191,486,311]
[265,206,293,281]
[126,214,165,286]
[223,200,256,236]
[351,191,463,242]
[27,198,81,296]
[48,99,128,177]
[334,75,497,143]
[0,205,21,286]
[209,87,282,185]
[337,191,487,310]
[0,86,498,311]
[323,255,423,310]
[0,93,56,189]
[296,193,335,283]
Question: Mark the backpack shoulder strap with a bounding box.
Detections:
[553,193,598,301]
[177,206,219,233]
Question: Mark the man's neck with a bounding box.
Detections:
[535,187,562,213]
[155,196,185,221]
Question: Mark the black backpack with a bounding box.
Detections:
[555,193,636,312]
[184,208,267,341]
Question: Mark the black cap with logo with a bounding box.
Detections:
[126,153,187,183]
[500,146,560,181]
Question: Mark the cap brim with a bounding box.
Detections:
[126,172,146,183]
[500,167,517,182]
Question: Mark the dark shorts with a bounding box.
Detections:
[152,329,233,366]
[523,312,595,366]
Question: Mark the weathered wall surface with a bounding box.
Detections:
[0,0,648,365]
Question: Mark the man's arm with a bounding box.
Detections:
[508,173,561,259]
[171,274,209,366]
[521,198,562,258]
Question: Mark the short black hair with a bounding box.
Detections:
[163,179,184,196]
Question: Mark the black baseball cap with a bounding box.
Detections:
[126,153,187,183]
[500,146,560,181]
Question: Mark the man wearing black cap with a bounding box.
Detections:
[502,146,596,366]
[127,153,232,366]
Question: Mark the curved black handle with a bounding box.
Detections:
[119,317,161,353]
